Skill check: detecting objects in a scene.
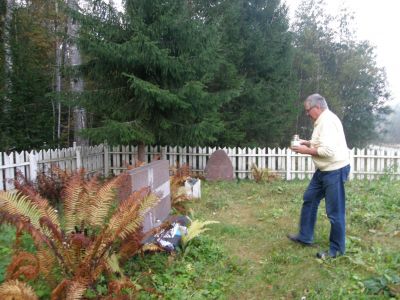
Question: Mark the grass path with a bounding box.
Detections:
[190,179,400,299]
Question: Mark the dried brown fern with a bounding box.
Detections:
[50,277,89,300]
[1,171,161,299]
[0,210,49,249]
[36,248,56,278]
[0,191,43,230]
[106,187,158,241]
[0,280,38,300]
[62,174,86,234]
[64,280,88,300]
[6,252,39,281]
[9,181,61,235]
[250,164,279,183]
[126,160,146,169]
[108,277,138,296]
[50,279,71,300]
[118,231,145,263]
[14,166,73,209]
[85,173,129,228]
[170,163,192,212]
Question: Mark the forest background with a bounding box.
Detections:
[1,0,398,155]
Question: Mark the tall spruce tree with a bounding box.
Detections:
[75,0,240,158]
[214,0,297,147]
[0,1,57,151]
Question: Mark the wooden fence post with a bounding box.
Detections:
[349,148,354,180]
[161,146,167,160]
[286,148,291,180]
[29,151,38,183]
[104,143,110,176]
[76,147,82,169]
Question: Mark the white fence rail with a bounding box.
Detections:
[1,144,400,191]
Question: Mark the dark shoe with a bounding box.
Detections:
[316,251,338,260]
[287,234,314,247]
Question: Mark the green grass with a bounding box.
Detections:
[188,178,400,299]
[1,178,399,299]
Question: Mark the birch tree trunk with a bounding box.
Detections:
[67,0,88,146]
[54,0,63,144]
[3,0,14,108]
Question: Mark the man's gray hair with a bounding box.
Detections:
[305,93,328,109]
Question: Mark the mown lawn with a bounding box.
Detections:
[1,177,399,299]
[188,178,400,299]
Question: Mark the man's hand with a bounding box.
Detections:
[291,145,310,154]
[299,139,310,147]
[291,144,318,156]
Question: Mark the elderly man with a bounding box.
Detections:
[288,93,350,259]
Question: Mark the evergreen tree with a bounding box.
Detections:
[214,0,297,147]
[337,41,391,147]
[292,0,391,147]
[382,104,400,144]
[75,0,240,158]
[0,1,58,151]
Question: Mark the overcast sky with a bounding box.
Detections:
[285,0,400,106]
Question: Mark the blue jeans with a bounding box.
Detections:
[297,164,350,256]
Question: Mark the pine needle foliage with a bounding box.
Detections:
[74,0,241,147]
[0,171,160,299]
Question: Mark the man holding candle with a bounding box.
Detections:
[288,93,350,259]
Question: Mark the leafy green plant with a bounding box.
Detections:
[181,220,219,247]
[124,236,236,300]
[363,271,400,297]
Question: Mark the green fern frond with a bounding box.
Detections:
[0,191,43,230]
[181,220,219,246]
[106,253,123,275]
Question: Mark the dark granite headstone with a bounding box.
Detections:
[121,160,171,232]
[204,150,234,181]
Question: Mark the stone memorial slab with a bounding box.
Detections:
[184,178,201,199]
[204,150,234,181]
[120,160,171,232]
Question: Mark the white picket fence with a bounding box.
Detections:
[1,144,400,191]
